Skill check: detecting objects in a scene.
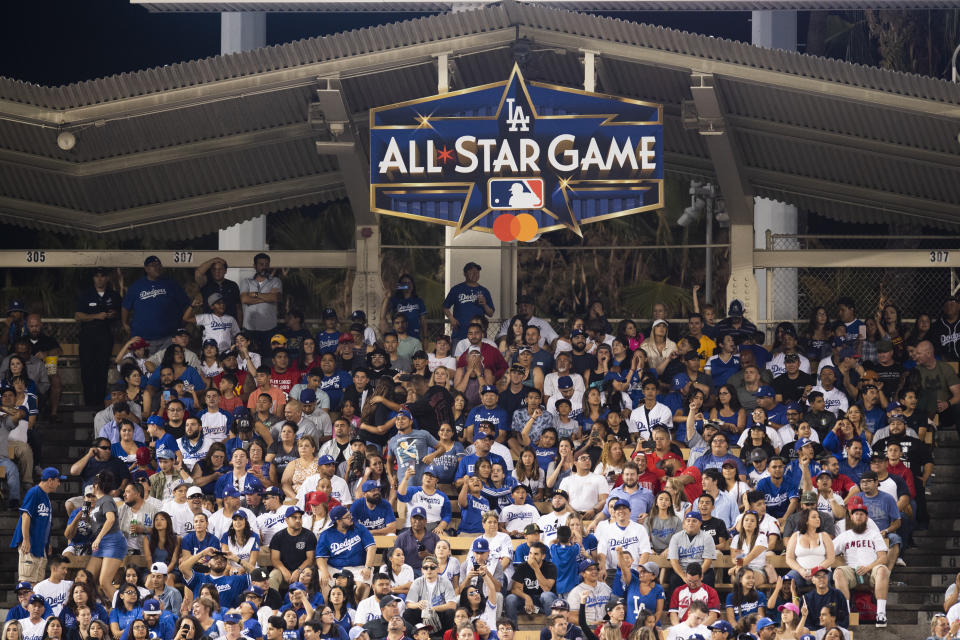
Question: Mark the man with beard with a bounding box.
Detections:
[350,480,397,536]
[177,417,210,474]
[364,599,415,640]
[181,546,251,609]
[832,498,890,628]
[117,482,157,554]
[537,490,575,544]
[588,462,654,532]
[239,253,282,354]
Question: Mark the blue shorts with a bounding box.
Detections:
[886,532,903,548]
[93,531,128,559]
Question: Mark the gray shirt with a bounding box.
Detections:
[240,276,282,331]
[406,576,456,609]
[388,429,440,485]
[667,529,717,571]
[0,412,16,456]
[566,582,613,625]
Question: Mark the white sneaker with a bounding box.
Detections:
[895,558,906,567]
[875,614,887,628]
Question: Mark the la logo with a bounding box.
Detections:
[505,98,530,132]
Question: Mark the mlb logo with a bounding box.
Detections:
[488,178,544,210]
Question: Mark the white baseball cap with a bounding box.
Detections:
[187,486,204,498]
[150,562,169,575]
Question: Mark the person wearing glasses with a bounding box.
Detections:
[69,438,132,494]
[402,554,457,631]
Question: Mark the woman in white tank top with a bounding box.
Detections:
[785,508,836,586]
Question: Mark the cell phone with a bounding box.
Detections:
[642,439,656,451]
[398,373,413,382]
[162,390,171,402]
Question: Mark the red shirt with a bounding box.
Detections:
[669,583,721,622]
[456,343,508,380]
[594,622,633,639]
[887,461,916,499]
[270,366,301,394]
[678,466,703,504]
[637,469,662,493]
[831,473,857,497]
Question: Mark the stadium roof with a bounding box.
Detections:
[0,0,958,239]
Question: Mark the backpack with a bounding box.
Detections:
[852,590,877,623]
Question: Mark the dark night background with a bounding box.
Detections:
[0,1,770,86]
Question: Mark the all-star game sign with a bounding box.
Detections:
[369,65,663,241]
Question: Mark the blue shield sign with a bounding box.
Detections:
[369,64,664,239]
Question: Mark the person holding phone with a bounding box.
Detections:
[69,437,132,490]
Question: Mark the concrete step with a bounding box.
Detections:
[889,567,960,588]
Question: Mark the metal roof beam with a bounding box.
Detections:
[522,26,960,119]
[0,122,315,176]
[0,171,344,233]
[0,249,356,268]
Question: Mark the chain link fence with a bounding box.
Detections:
[768,234,955,323]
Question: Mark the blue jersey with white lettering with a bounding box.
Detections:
[387,296,427,338]
[443,282,494,341]
[755,476,800,518]
[458,493,490,534]
[122,277,190,340]
[465,406,509,436]
[186,571,250,609]
[455,452,507,481]
[349,499,396,531]
[11,485,52,557]
[315,523,375,568]
[423,441,465,484]
[320,371,352,411]
[316,331,341,354]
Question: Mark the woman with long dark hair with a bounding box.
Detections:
[41,617,64,640]
[645,491,681,555]
[118,363,145,413]
[313,607,349,640]
[107,584,142,639]
[379,548,414,596]
[221,512,260,573]
[498,315,529,359]
[725,568,766,623]
[265,422,298,479]
[709,384,746,445]
[60,582,109,632]
[801,306,833,361]
[383,273,428,340]
[173,616,203,640]
[191,442,228,495]
[144,511,179,572]
[87,472,127,601]
[298,337,321,374]
[512,447,544,501]
[246,438,277,489]
[326,585,355,632]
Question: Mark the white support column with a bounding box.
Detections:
[440,53,514,335]
[219,12,267,282]
[752,10,798,327]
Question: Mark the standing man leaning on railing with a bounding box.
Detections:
[74,267,122,408]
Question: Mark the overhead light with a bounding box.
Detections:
[57,131,76,151]
[678,197,705,227]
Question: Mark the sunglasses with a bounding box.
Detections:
[97,445,111,450]
[422,565,438,570]
[467,590,480,596]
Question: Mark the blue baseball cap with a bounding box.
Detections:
[754,385,775,398]
[231,511,248,521]
[146,415,165,427]
[612,499,632,511]
[7,300,25,313]
[243,477,265,495]
[557,375,573,390]
[471,538,489,553]
[317,454,336,466]
[785,401,801,412]
[570,329,585,337]
[288,582,307,592]
[756,617,776,631]
[299,388,317,404]
[396,408,413,420]
[143,599,162,614]
[361,480,380,493]
[578,559,598,572]
[794,437,814,450]
[244,585,266,598]
[222,613,242,624]
[15,581,32,592]
[157,448,176,460]
[329,505,349,522]
[410,506,427,519]
[707,621,735,634]
[473,431,490,440]
[284,506,304,518]
[263,486,282,497]
[222,486,242,499]
[41,467,66,481]
[671,373,690,392]
[685,511,703,522]
[144,255,161,267]
[480,385,498,395]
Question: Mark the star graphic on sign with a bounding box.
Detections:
[436,145,455,164]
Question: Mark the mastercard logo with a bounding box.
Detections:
[492,213,539,242]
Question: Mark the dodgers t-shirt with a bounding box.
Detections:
[443,282,494,340]
[122,277,190,340]
[315,524,375,568]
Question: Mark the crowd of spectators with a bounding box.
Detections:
[1,256,955,640]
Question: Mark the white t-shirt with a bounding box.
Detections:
[295,473,353,508]
[428,354,456,373]
[737,425,784,451]
[465,532,515,581]
[19,617,46,640]
[946,601,960,626]
[833,527,887,568]
[730,533,769,571]
[499,504,540,534]
[537,511,570,544]
[595,520,652,568]
[200,410,232,444]
[665,622,711,640]
[354,594,405,625]
[546,392,584,419]
[162,500,211,536]
[559,472,609,513]
[195,313,240,352]
[379,563,415,590]
[208,507,259,539]
[33,578,73,616]
[543,372,586,399]
[628,402,674,439]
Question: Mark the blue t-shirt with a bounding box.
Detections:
[11,485,52,557]
[66,507,96,549]
[465,406,509,437]
[839,457,870,484]
[186,571,251,609]
[155,433,179,461]
[118,611,176,640]
[755,476,800,518]
[458,493,490,534]
[550,543,582,595]
[694,453,747,476]
[860,491,901,530]
[455,452,507,482]
[534,445,558,472]
[109,606,143,630]
[315,524,376,569]
[122,277,191,340]
[320,371,352,411]
[423,441,465,484]
[146,365,206,392]
[388,296,428,338]
[442,282,494,341]
[349,499,396,531]
[181,531,220,555]
[612,569,666,624]
[725,590,768,621]
[316,331,341,354]
[707,355,741,388]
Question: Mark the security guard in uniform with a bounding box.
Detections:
[74,267,121,406]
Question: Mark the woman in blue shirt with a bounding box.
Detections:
[457,476,489,534]
[422,423,464,484]
[108,585,142,639]
[59,583,109,632]
[724,569,767,623]
[110,421,145,470]
[612,560,665,625]
[326,586,355,633]
[145,345,206,395]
